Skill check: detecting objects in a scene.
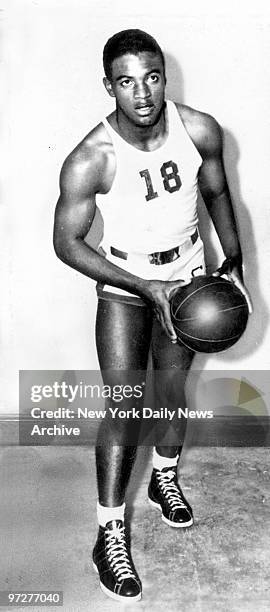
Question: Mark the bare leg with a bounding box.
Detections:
[95,297,153,506]
[151,317,195,458]
[147,318,195,528]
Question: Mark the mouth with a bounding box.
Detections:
[135,104,154,116]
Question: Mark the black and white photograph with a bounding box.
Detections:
[2,1,270,610]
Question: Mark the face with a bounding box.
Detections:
[104,52,166,127]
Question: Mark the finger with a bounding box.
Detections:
[246,296,253,315]
[173,277,192,287]
[156,305,178,342]
[240,291,253,315]
[168,278,192,299]
[239,289,253,314]
[229,275,253,314]
[154,308,162,324]
[162,301,177,341]
[212,266,230,278]
[214,260,232,277]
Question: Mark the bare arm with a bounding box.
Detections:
[53,140,153,295]
[198,116,242,263]
[53,137,187,340]
[184,109,252,312]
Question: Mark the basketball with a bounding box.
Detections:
[170,276,249,353]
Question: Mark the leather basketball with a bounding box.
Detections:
[170,276,249,353]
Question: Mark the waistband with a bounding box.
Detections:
[110,229,198,266]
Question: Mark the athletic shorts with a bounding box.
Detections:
[97,232,206,306]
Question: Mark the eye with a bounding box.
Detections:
[148,74,159,83]
[120,79,133,88]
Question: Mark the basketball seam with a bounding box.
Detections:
[171,280,243,318]
[178,303,248,322]
[173,325,242,343]
[175,335,194,351]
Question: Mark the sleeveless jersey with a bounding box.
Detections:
[97,100,202,255]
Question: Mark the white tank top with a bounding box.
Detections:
[97,100,202,254]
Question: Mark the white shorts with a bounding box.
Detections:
[99,232,206,300]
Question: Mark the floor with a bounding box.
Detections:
[1,444,270,612]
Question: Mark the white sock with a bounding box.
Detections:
[153,448,179,471]
[97,501,126,527]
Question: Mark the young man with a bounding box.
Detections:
[53,29,252,602]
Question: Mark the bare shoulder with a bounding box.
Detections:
[175,103,223,158]
[60,122,115,196]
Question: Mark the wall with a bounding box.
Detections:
[2,0,270,413]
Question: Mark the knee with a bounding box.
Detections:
[97,399,143,444]
[154,372,187,407]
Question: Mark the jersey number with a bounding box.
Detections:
[139,161,182,201]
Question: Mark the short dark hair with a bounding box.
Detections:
[103,29,165,80]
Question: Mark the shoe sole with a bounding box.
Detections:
[148,497,194,528]
[92,561,142,602]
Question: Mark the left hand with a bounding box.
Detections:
[143,278,192,343]
[212,258,253,314]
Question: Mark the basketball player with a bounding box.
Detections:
[53,30,252,602]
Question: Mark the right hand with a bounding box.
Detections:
[212,258,253,315]
[142,278,192,343]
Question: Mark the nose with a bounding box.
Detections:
[134,81,151,99]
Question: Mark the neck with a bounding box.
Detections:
[115,103,167,151]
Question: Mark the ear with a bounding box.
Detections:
[103,77,115,98]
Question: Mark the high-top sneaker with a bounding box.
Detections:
[92,519,142,602]
[148,466,193,528]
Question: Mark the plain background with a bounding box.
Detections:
[2,0,270,414]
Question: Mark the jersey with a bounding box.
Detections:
[97,100,202,255]
[96,100,205,297]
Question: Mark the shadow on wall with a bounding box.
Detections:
[221,129,268,360]
[165,51,185,103]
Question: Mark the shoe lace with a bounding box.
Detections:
[105,524,136,581]
[157,469,187,511]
